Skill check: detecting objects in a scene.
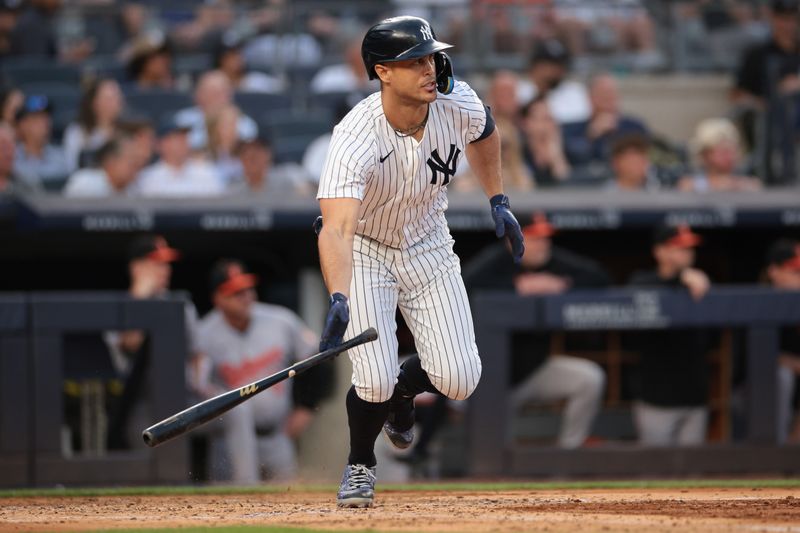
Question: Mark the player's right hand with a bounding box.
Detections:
[319,292,349,351]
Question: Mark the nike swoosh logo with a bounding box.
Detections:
[379,150,394,163]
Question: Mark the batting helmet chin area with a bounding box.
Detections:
[362,16,455,94]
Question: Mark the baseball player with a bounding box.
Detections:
[316,16,524,507]
[196,259,324,483]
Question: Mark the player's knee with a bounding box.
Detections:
[580,362,606,399]
[440,356,482,401]
[354,382,394,403]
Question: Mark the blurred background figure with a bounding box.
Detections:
[13,94,68,190]
[310,31,378,95]
[563,72,649,175]
[137,114,223,197]
[763,239,800,444]
[627,224,713,447]
[117,115,156,172]
[678,118,761,192]
[518,39,590,124]
[125,33,175,91]
[203,103,243,187]
[196,259,331,483]
[105,234,201,450]
[605,133,661,191]
[63,136,139,197]
[63,77,125,171]
[0,86,23,126]
[520,96,570,186]
[212,33,284,94]
[176,70,257,152]
[231,132,309,196]
[464,214,609,449]
[0,122,27,194]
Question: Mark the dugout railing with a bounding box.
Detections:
[0,293,189,488]
[468,287,800,477]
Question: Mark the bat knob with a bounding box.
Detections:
[288,370,296,378]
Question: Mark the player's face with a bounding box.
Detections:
[655,244,695,272]
[215,287,255,322]
[382,54,438,103]
[768,265,800,290]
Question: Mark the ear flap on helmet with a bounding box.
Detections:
[434,52,454,94]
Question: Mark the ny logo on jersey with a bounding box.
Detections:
[420,24,433,41]
[427,144,461,186]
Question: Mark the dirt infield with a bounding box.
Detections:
[1,487,799,532]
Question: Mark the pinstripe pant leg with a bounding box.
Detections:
[347,237,400,403]
[398,248,481,401]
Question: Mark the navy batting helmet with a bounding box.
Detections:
[361,16,455,94]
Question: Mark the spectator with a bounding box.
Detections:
[520,96,570,186]
[63,136,139,197]
[463,213,609,449]
[213,34,285,94]
[628,223,713,446]
[115,3,163,61]
[1,86,23,126]
[518,39,591,124]
[175,70,257,152]
[230,133,308,196]
[0,2,18,59]
[170,0,235,53]
[196,259,329,483]
[117,115,156,172]
[137,114,223,197]
[204,104,243,186]
[125,33,175,90]
[63,78,125,171]
[104,234,202,449]
[13,94,69,190]
[763,239,800,444]
[0,122,33,194]
[733,0,800,108]
[605,133,661,191]
[310,33,379,94]
[677,118,761,192]
[563,73,649,170]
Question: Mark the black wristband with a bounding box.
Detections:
[490,194,509,208]
[330,292,348,305]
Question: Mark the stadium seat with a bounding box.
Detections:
[271,135,315,164]
[125,89,194,122]
[234,92,292,120]
[2,62,82,86]
[262,111,332,139]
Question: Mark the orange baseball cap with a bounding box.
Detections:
[127,234,181,263]
[522,212,556,238]
[653,223,702,248]
[209,259,259,297]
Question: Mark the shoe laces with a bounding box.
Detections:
[345,464,375,489]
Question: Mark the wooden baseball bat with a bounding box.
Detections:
[142,327,378,447]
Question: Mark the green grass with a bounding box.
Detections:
[2,478,800,499]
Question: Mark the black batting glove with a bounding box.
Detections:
[319,292,349,351]
[490,193,524,264]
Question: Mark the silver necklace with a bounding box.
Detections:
[393,109,429,138]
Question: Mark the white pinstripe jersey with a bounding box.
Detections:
[317,81,487,249]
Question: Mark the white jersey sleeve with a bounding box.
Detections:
[448,80,488,145]
[316,124,375,200]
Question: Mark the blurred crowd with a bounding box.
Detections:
[0,0,798,198]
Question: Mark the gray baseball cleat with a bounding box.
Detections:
[337,464,376,508]
[382,420,414,449]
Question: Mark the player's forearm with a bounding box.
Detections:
[465,128,504,198]
[318,227,354,297]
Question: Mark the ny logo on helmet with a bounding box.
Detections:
[427,144,461,186]
[420,23,433,41]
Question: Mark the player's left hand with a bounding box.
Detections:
[320,292,349,351]
[490,194,524,263]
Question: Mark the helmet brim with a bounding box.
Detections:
[388,40,453,63]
